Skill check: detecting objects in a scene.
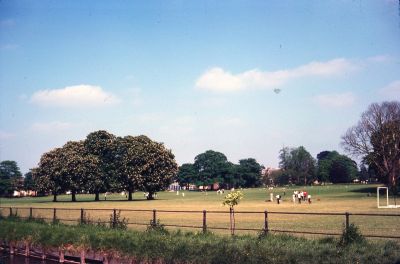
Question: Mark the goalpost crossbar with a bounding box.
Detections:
[377,187,400,209]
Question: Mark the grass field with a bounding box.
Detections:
[1,184,399,237]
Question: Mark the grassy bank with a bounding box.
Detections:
[0,218,399,264]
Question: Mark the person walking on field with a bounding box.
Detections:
[308,194,312,204]
[276,194,281,204]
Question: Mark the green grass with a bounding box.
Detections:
[0,218,399,264]
[0,184,399,237]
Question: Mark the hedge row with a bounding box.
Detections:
[0,218,400,264]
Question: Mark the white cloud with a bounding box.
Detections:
[30,122,73,133]
[380,80,400,98]
[313,92,355,108]
[30,84,120,108]
[0,130,15,140]
[195,58,356,92]
[366,55,391,63]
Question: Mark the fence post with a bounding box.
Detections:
[345,212,350,231]
[113,209,117,228]
[80,208,84,224]
[30,207,33,219]
[53,208,57,223]
[152,209,157,227]
[264,210,269,235]
[202,210,207,233]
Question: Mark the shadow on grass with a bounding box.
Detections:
[350,185,399,197]
[38,198,166,203]
[350,186,377,194]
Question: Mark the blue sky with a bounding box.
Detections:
[1,1,399,174]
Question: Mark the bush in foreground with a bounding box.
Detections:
[0,219,399,264]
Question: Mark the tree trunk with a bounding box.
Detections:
[390,169,397,206]
[128,190,133,201]
[229,207,235,235]
[53,192,57,202]
[72,191,76,202]
[95,192,99,201]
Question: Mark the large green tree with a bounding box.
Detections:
[342,101,400,189]
[193,150,232,189]
[114,136,144,201]
[316,151,358,183]
[60,141,102,202]
[134,135,178,200]
[32,148,66,202]
[235,158,263,188]
[278,146,315,185]
[0,160,23,197]
[176,163,197,189]
[84,130,117,201]
[23,172,35,191]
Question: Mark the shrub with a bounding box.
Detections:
[79,210,94,226]
[339,223,365,246]
[147,219,168,234]
[109,210,128,229]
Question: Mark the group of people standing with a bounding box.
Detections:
[292,190,312,204]
[268,189,313,205]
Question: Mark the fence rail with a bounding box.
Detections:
[1,206,399,239]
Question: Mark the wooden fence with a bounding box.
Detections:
[1,206,399,239]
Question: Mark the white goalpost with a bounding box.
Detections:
[377,187,400,209]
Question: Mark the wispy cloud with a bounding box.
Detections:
[195,58,357,92]
[313,92,355,108]
[380,80,400,98]
[30,121,73,133]
[30,84,120,108]
[0,130,15,140]
[366,55,391,63]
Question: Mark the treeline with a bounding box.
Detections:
[177,148,369,189]
[177,150,263,189]
[269,147,363,186]
[31,130,177,201]
[0,160,27,197]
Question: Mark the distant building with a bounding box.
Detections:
[168,182,181,191]
[262,167,282,186]
[13,190,37,197]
